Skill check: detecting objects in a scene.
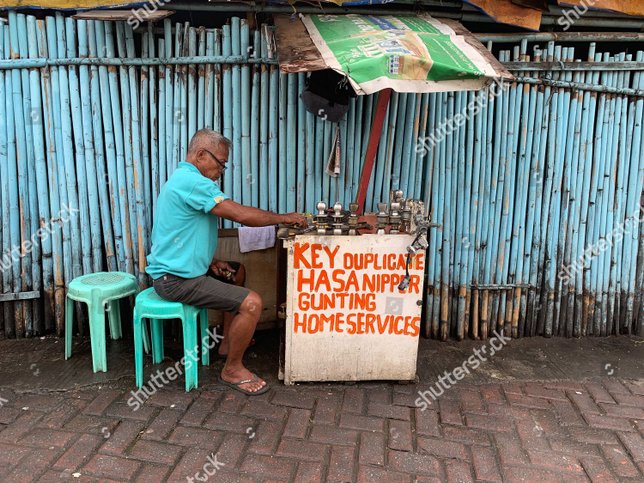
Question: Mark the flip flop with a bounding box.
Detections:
[218,373,269,396]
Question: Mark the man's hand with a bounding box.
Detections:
[210,259,236,278]
[281,212,308,227]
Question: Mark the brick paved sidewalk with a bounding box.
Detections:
[0,375,643,482]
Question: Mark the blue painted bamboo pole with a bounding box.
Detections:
[296,72,306,212]
[148,28,159,221]
[196,28,206,131]
[278,72,287,212]
[222,24,232,227]
[259,28,269,211]
[268,60,278,212]
[251,30,261,208]
[231,18,242,214]
[240,20,251,207]
[163,19,173,184]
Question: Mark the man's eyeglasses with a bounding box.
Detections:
[204,149,228,171]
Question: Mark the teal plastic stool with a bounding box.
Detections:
[133,288,210,392]
[65,271,149,373]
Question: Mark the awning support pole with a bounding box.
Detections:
[355,88,392,215]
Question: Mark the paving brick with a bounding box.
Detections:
[83,390,123,416]
[168,425,223,449]
[612,392,644,407]
[471,445,502,482]
[83,454,141,480]
[203,411,254,433]
[4,447,60,483]
[240,454,295,480]
[438,399,463,426]
[601,402,644,419]
[579,456,619,483]
[387,450,442,477]
[602,444,641,478]
[14,394,64,412]
[342,387,365,414]
[283,408,311,439]
[388,419,413,452]
[393,391,421,408]
[456,388,485,413]
[0,442,30,466]
[276,438,327,461]
[418,437,470,461]
[494,433,529,466]
[339,413,384,432]
[515,419,549,451]
[327,446,355,482]
[445,460,474,483]
[568,426,620,445]
[63,414,119,435]
[357,465,412,483]
[19,427,77,448]
[523,383,567,401]
[37,398,87,429]
[547,438,601,458]
[0,410,44,443]
[625,380,644,396]
[0,406,21,425]
[146,389,196,411]
[105,402,156,423]
[240,398,287,422]
[247,420,282,455]
[141,408,183,441]
[529,409,567,438]
[135,464,171,482]
[415,409,440,437]
[367,402,411,421]
[441,426,491,447]
[53,433,103,471]
[506,393,550,410]
[543,381,586,392]
[215,433,248,467]
[503,465,566,482]
[526,449,584,474]
[584,382,617,404]
[99,420,146,456]
[129,439,183,466]
[465,413,514,433]
[216,390,248,414]
[309,425,358,446]
[549,399,585,426]
[602,379,632,396]
[295,461,323,482]
[312,393,341,425]
[583,413,635,432]
[180,394,218,427]
[618,432,644,462]
[166,448,218,482]
[366,387,392,405]
[270,390,316,410]
[359,432,385,465]
[568,390,602,415]
[479,385,507,406]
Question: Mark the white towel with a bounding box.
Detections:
[238,226,276,253]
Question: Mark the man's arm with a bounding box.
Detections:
[210,199,305,227]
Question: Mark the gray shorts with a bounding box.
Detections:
[153,269,250,313]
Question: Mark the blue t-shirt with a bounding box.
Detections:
[146,162,229,279]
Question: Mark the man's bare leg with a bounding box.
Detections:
[219,264,246,356]
[220,291,266,393]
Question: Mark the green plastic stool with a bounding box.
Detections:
[65,271,149,373]
[133,287,210,392]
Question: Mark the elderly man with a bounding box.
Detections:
[146,129,305,395]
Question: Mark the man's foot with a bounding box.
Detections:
[220,367,267,394]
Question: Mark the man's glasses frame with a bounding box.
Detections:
[204,149,228,171]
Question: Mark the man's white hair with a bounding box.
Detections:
[188,129,232,154]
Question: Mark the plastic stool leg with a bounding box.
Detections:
[107,300,122,340]
[65,296,74,359]
[134,310,144,388]
[182,315,199,392]
[88,305,108,373]
[142,319,151,354]
[150,319,164,364]
[199,309,210,366]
